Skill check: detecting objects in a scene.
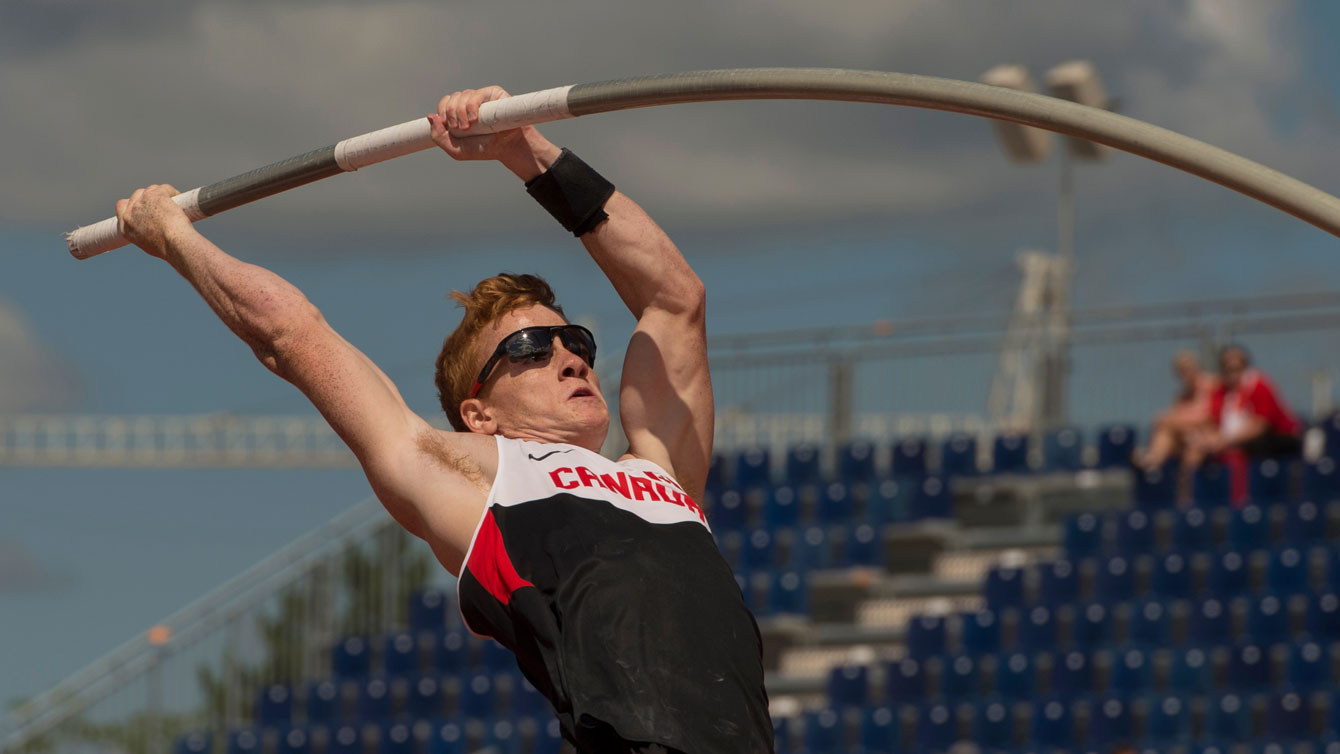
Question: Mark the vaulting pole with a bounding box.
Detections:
[67,67,1340,259]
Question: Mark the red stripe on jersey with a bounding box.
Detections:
[467,509,533,605]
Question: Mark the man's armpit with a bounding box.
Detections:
[416,430,492,492]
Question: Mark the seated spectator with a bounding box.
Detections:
[1135,350,1217,472]
[1191,344,1302,504]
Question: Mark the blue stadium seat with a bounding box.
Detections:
[840,440,877,484]
[512,675,550,719]
[406,673,444,719]
[859,705,900,753]
[710,489,749,531]
[383,632,418,677]
[985,566,1026,611]
[818,482,853,524]
[332,636,371,678]
[1116,510,1155,555]
[1288,641,1329,690]
[483,719,521,754]
[380,723,416,754]
[906,614,948,657]
[256,684,293,727]
[1168,646,1213,694]
[1095,556,1136,603]
[433,629,469,674]
[1229,505,1270,551]
[1173,507,1212,552]
[1228,643,1271,690]
[803,708,842,753]
[1038,560,1079,606]
[325,725,361,754]
[940,433,978,477]
[1130,600,1172,646]
[1134,465,1176,510]
[1152,553,1193,599]
[272,728,310,754]
[1306,457,1340,503]
[227,729,262,754]
[1324,413,1340,455]
[891,437,928,477]
[994,651,1036,699]
[1268,547,1308,594]
[867,479,910,525]
[1284,501,1325,546]
[1205,693,1251,741]
[735,447,772,489]
[1309,592,1340,641]
[790,525,832,571]
[1088,695,1133,746]
[1050,650,1092,697]
[741,528,775,570]
[827,664,869,709]
[993,433,1030,474]
[1045,427,1085,472]
[844,523,881,567]
[763,485,800,529]
[911,476,951,520]
[887,657,926,705]
[1064,513,1103,561]
[1017,606,1058,651]
[175,732,211,754]
[1251,458,1292,505]
[1195,464,1232,508]
[765,569,808,615]
[1071,603,1110,649]
[1096,424,1137,468]
[1209,551,1249,597]
[1144,693,1191,743]
[916,703,957,751]
[356,676,392,722]
[304,680,339,725]
[939,653,979,700]
[1189,599,1233,645]
[972,699,1013,750]
[785,444,822,486]
[1248,595,1290,645]
[409,589,449,634]
[706,452,726,493]
[532,719,564,754]
[459,672,495,719]
[1265,691,1310,743]
[1109,647,1152,695]
[960,610,1001,655]
[1029,698,1074,748]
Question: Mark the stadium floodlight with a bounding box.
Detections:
[1046,60,1111,160]
[980,64,1052,163]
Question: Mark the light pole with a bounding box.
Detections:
[981,60,1110,431]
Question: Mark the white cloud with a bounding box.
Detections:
[0,299,82,412]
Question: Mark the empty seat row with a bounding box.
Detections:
[180,716,564,754]
[1134,457,1340,510]
[705,476,952,531]
[329,629,519,679]
[1064,503,1340,560]
[720,523,884,573]
[832,638,1340,709]
[775,691,1335,753]
[253,671,549,728]
[708,424,1141,490]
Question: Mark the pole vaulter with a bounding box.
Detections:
[70,66,1340,255]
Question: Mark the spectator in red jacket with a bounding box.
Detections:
[1195,344,1302,504]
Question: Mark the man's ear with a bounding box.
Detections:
[460,398,497,435]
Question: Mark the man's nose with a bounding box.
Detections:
[554,342,590,378]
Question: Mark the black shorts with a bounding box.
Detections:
[1242,431,1302,459]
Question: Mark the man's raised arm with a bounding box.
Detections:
[112,186,495,566]
[433,89,712,499]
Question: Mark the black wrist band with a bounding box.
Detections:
[524,148,615,237]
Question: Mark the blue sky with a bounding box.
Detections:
[3,0,1340,713]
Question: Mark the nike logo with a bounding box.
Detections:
[527,449,574,462]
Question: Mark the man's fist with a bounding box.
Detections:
[115,184,194,259]
[428,86,526,162]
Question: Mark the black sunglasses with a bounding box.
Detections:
[469,324,597,398]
